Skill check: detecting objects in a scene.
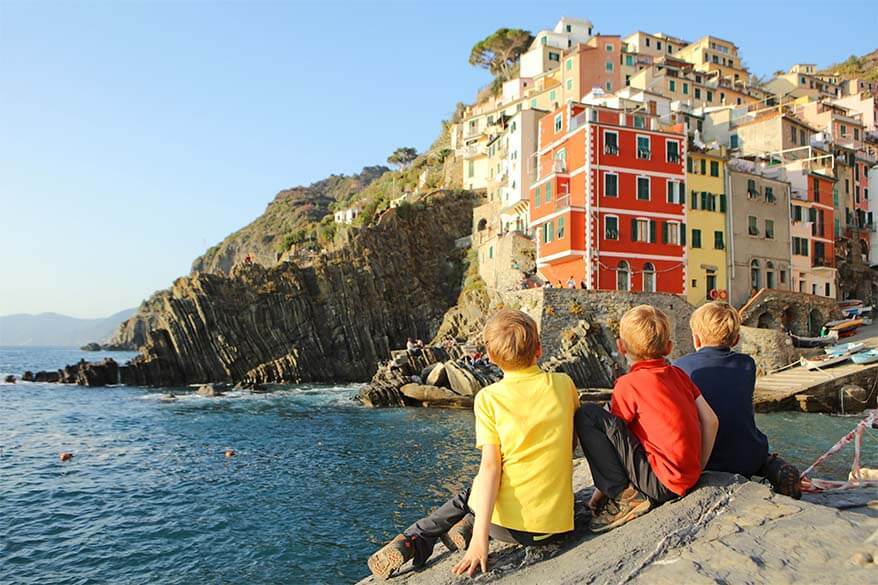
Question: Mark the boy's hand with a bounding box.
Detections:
[451,538,489,577]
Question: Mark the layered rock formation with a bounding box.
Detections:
[112,190,477,387]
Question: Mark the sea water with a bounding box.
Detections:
[1,347,875,584]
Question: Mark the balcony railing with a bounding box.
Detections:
[554,194,570,212]
[813,256,835,268]
[569,112,588,132]
[637,148,651,159]
[790,189,807,200]
[667,152,680,163]
[553,160,567,174]
[604,143,619,155]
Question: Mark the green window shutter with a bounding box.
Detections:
[691,191,698,209]
[546,181,552,201]
[680,188,686,206]
[701,192,708,209]
[681,223,686,246]
[649,220,657,243]
[631,218,638,241]
[662,222,669,243]
[720,194,727,212]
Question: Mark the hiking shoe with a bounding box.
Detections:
[440,514,474,551]
[772,461,803,500]
[367,534,415,580]
[590,485,652,533]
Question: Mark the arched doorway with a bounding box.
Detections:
[765,261,775,289]
[477,218,488,231]
[757,311,774,329]
[642,262,656,292]
[617,261,630,291]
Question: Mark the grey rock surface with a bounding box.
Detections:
[356,463,878,584]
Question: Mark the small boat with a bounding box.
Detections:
[801,353,851,370]
[851,349,878,365]
[825,342,866,355]
[790,331,837,348]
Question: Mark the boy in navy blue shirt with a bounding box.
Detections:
[674,302,801,499]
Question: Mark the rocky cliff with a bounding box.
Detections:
[117,190,478,386]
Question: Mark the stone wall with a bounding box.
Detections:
[737,326,802,376]
[476,232,536,293]
[738,288,842,336]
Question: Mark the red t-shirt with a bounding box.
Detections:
[611,359,703,496]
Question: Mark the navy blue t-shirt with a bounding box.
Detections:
[673,347,769,477]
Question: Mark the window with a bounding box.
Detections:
[700,159,707,175]
[554,114,563,133]
[467,160,474,178]
[799,129,806,146]
[664,221,681,245]
[566,79,573,91]
[637,176,650,200]
[636,136,650,159]
[666,140,680,163]
[488,246,493,259]
[632,218,652,242]
[605,61,614,72]
[605,81,613,91]
[605,43,614,52]
[790,125,797,142]
[625,54,634,66]
[617,261,630,291]
[633,116,645,129]
[710,160,719,177]
[656,41,662,51]
[692,228,702,248]
[840,124,847,137]
[765,219,775,239]
[645,38,650,47]
[669,80,676,92]
[747,178,758,197]
[765,186,775,203]
[682,82,689,95]
[748,215,758,236]
[766,261,775,289]
[750,260,760,290]
[793,237,809,256]
[695,87,702,99]
[707,90,713,102]
[549,89,556,102]
[605,216,619,239]
[543,220,554,243]
[566,58,573,71]
[534,185,541,207]
[643,263,656,292]
[548,52,560,62]
[687,156,693,173]
[604,131,619,155]
[792,205,803,222]
[557,216,565,239]
[714,230,724,250]
[545,180,552,202]
[605,173,618,197]
[666,181,683,204]
[730,134,739,149]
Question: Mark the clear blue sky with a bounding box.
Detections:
[1,0,875,317]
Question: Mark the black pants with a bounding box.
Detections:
[574,403,678,505]
[403,488,555,566]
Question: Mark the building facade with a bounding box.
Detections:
[686,147,728,305]
[529,103,687,293]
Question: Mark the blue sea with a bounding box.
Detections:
[1,347,875,584]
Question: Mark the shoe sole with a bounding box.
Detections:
[368,547,406,580]
[591,499,652,533]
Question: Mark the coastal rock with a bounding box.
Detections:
[22,371,34,382]
[357,465,878,584]
[196,383,228,397]
[80,342,102,351]
[59,359,120,386]
[113,190,476,387]
[4,375,16,383]
[738,326,800,376]
[399,383,473,408]
[423,363,448,388]
[444,361,482,397]
[33,371,61,383]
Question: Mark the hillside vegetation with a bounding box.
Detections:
[824,48,878,81]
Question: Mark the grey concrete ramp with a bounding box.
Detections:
[755,360,878,411]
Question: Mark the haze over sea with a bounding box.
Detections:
[1,347,874,584]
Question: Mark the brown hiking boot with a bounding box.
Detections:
[767,458,802,500]
[590,485,652,533]
[440,514,474,551]
[367,534,415,580]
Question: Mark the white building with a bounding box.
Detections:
[333,205,361,224]
[520,17,593,78]
[498,109,543,234]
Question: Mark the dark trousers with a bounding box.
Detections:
[403,488,554,565]
[574,403,678,505]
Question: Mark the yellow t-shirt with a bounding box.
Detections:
[468,366,579,534]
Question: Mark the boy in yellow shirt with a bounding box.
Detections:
[368,309,580,579]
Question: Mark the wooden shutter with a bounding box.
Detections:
[631,218,638,241]
[649,220,657,243]
[720,194,727,212]
[681,223,687,246]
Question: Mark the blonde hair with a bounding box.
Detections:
[483,309,540,371]
[619,305,672,360]
[690,302,740,347]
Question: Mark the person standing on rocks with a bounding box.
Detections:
[566,276,577,289]
[367,309,579,579]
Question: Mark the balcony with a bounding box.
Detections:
[636,148,651,160]
[790,189,807,200]
[569,112,588,132]
[667,152,680,163]
[813,256,835,268]
[553,194,570,212]
[463,144,486,159]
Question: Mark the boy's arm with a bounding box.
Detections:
[694,395,719,469]
[452,444,502,577]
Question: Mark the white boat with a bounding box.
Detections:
[851,349,878,365]
[801,353,851,370]
[825,342,866,355]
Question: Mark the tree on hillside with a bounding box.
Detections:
[469,28,534,81]
[387,147,418,169]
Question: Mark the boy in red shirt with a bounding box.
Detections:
[575,305,719,532]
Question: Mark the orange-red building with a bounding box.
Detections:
[529,103,687,293]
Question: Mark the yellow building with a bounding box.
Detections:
[686,147,729,305]
[676,35,748,87]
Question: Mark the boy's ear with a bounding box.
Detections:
[692,333,701,350]
[666,340,673,356]
[731,335,740,347]
[535,342,542,360]
[616,338,626,355]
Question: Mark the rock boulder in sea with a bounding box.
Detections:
[399,383,472,408]
[33,371,61,383]
[196,383,227,397]
[59,359,120,386]
[80,342,102,351]
[22,371,34,382]
[4,375,16,383]
[114,190,477,387]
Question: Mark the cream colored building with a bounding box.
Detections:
[765,65,843,101]
[622,31,689,60]
[520,17,594,78]
[675,36,749,87]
